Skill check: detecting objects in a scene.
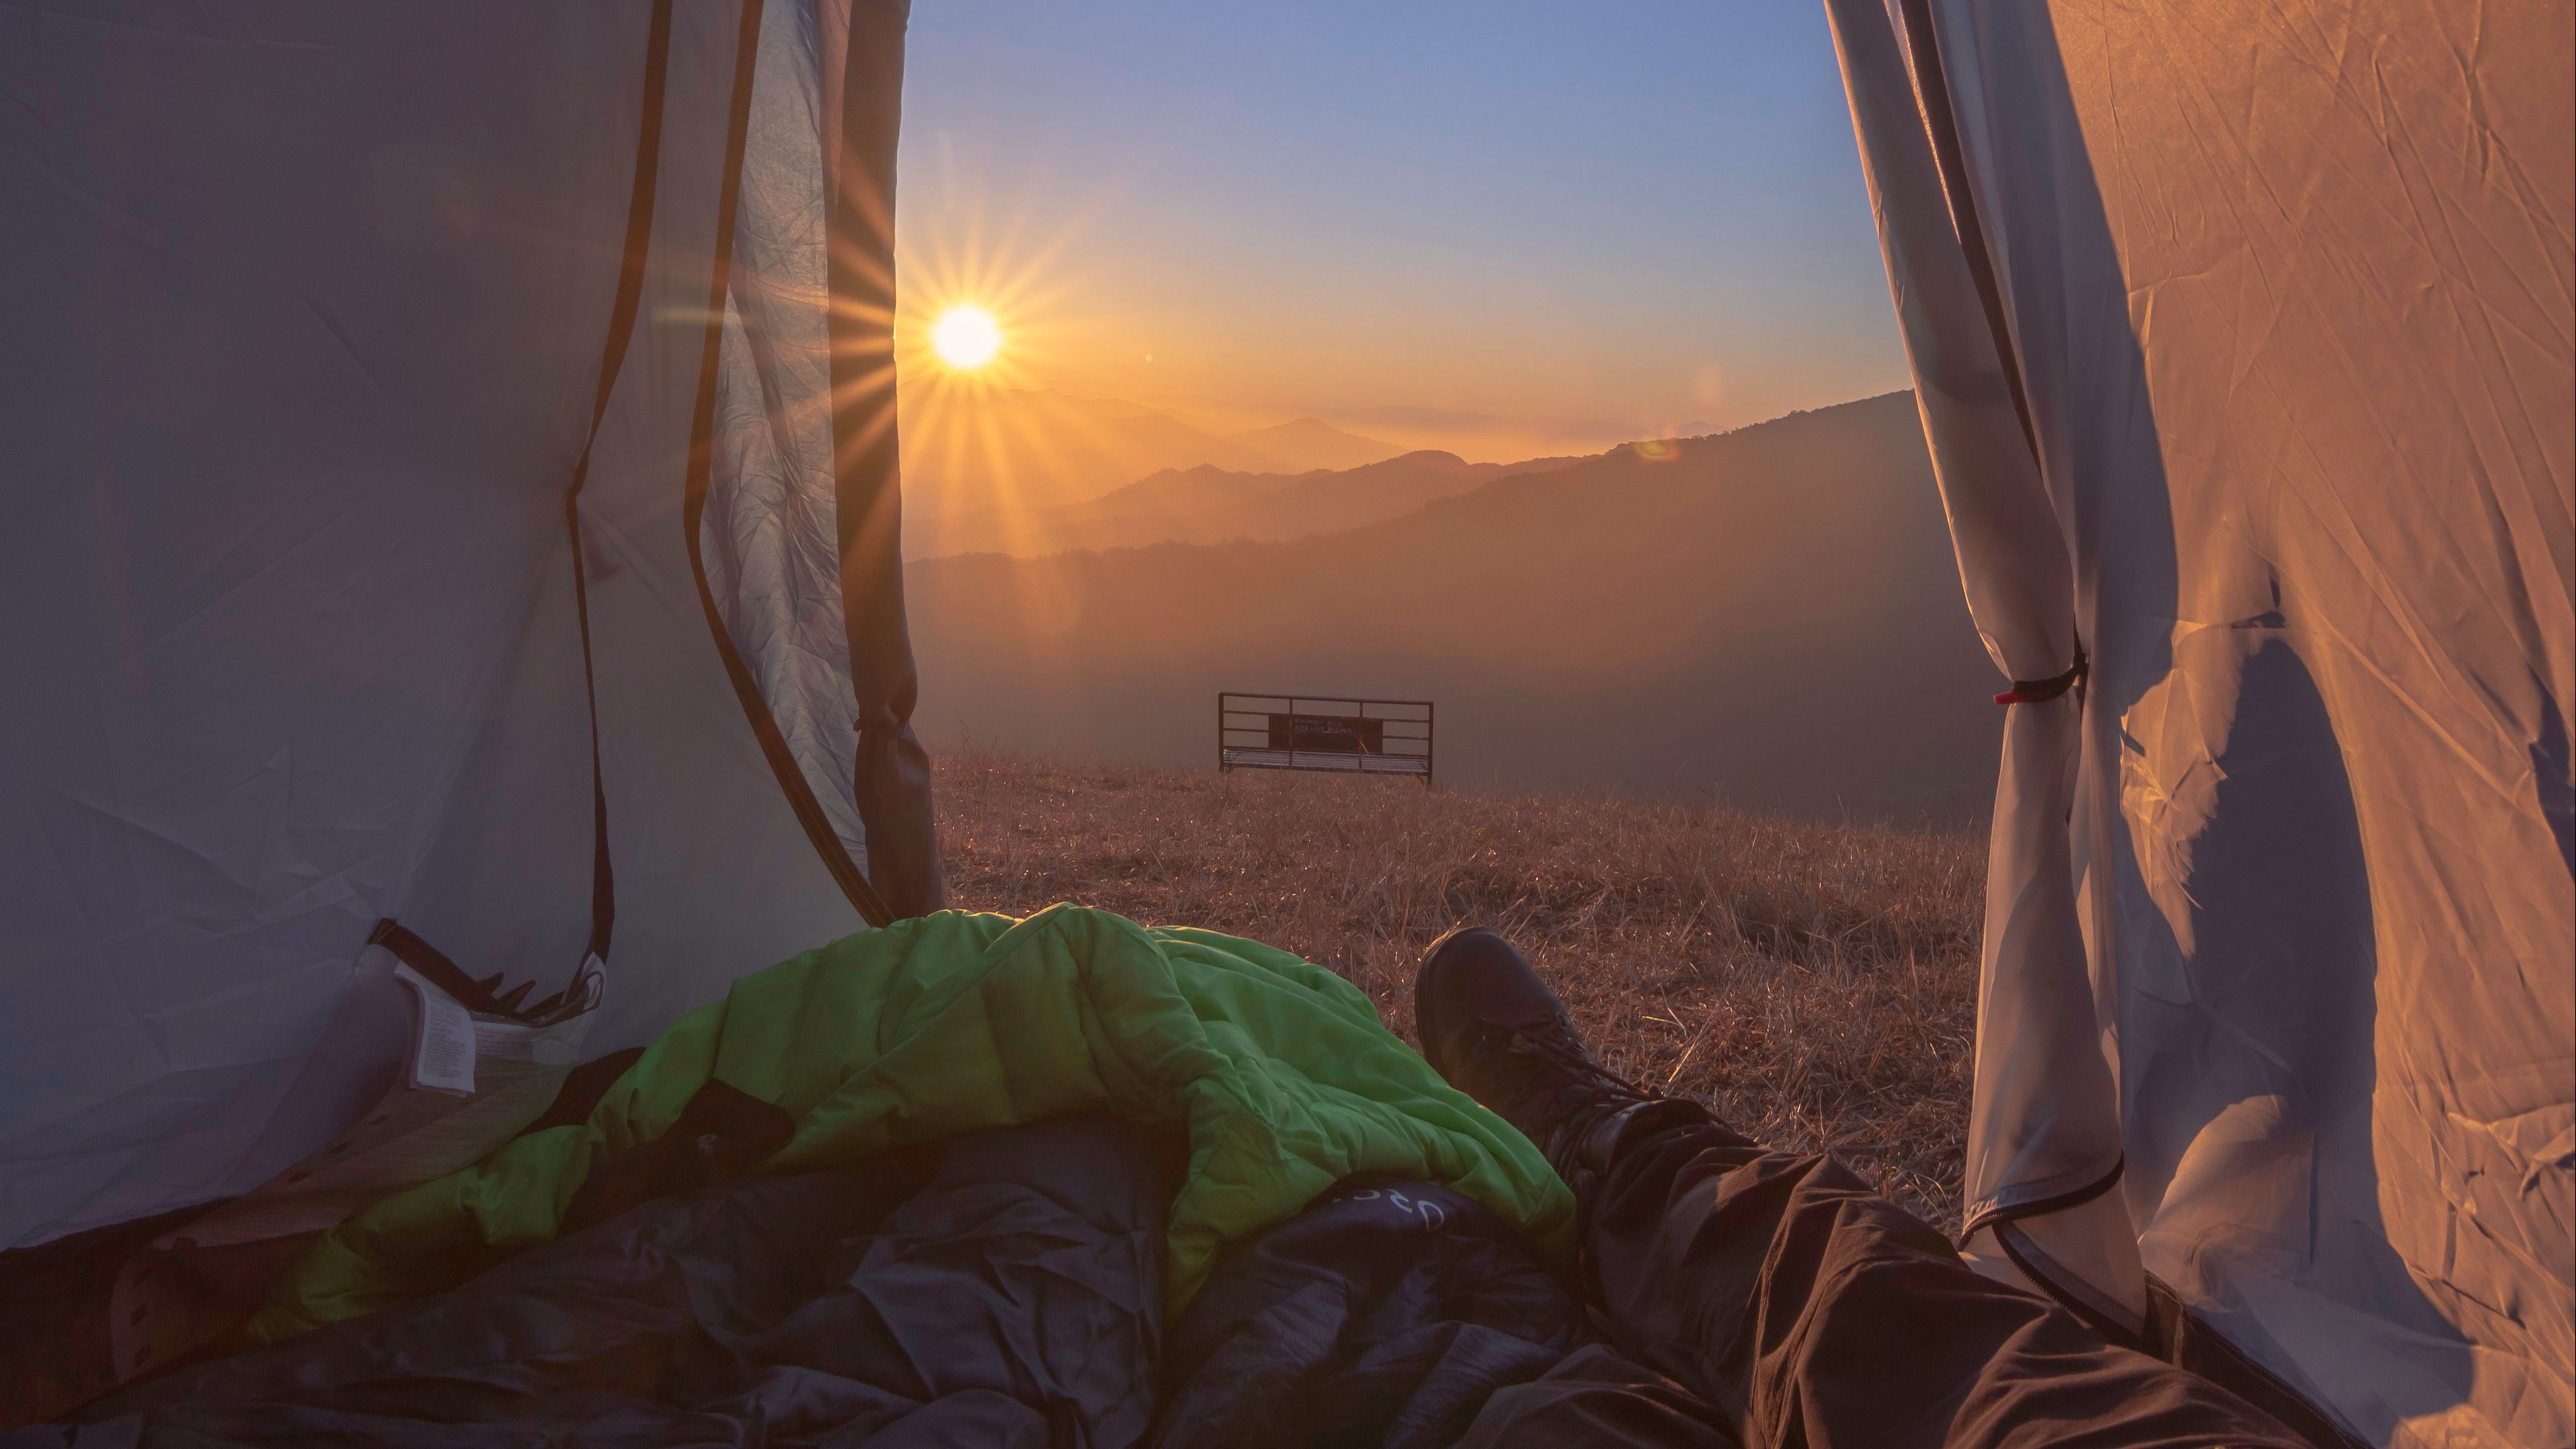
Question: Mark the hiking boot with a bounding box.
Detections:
[1413,926,1702,1177]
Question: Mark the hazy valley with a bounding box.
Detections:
[906,447,1590,558]
[904,391,2001,819]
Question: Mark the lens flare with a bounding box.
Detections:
[930,305,1003,369]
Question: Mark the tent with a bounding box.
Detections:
[1821,3,2573,1446]
[3,1,941,1251]
[3,0,2568,1444]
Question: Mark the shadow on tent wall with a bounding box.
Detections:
[2120,638,2461,1447]
[1964,7,2473,1442]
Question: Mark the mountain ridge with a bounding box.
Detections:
[904,445,1587,559]
[905,390,1999,818]
[897,385,1405,517]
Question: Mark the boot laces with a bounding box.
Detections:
[1494,1016,1656,1127]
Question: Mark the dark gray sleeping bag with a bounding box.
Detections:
[14,1116,1718,1448]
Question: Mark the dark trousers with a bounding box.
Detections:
[1534,1109,2312,1448]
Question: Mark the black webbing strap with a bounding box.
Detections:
[368,918,498,1013]
[1993,649,2088,707]
[367,918,599,1024]
[562,0,678,965]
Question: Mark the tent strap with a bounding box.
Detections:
[1993,648,2087,706]
[559,0,679,965]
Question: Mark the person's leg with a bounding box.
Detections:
[1414,928,2311,1449]
[1572,1107,2312,1449]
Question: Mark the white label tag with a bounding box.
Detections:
[392,961,478,1094]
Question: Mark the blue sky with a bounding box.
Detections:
[896,2,1909,436]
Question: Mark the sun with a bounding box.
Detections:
[930,305,1003,370]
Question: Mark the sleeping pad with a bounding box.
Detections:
[248,905,1574,1336]
[13,1116,1724,1446]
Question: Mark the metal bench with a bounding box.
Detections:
[1218,693,1434,787]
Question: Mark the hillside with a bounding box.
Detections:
[898,385,1402,516]
[906,390,2002,818]
[934,748,1982,1230]
[906,447,1586,559]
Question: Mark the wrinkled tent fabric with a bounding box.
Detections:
[1826,2,2575,1446]
[9,0,2571,1443]
[1817,0,2141,1342]
[0,1,939,1252]
[246,906,1574,1334]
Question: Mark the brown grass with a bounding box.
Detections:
[933,746,1987,1232]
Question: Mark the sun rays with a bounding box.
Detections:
[930,305,1004,369]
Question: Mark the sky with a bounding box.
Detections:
[893,2,1910,443]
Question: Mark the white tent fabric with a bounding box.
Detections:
[0,1,936,1252]
[8,1,2567,1440]
[1827,2,2574,1445]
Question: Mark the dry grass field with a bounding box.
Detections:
[934,747,1988,1232]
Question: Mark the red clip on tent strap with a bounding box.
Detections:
[1994,651,2088,706]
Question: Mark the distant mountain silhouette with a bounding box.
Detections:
[906,447,1587,559]
[1224,416,1399,472]
[898,386,1401,517]
[905,391,2002,817]
[1277,402,1726,458]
